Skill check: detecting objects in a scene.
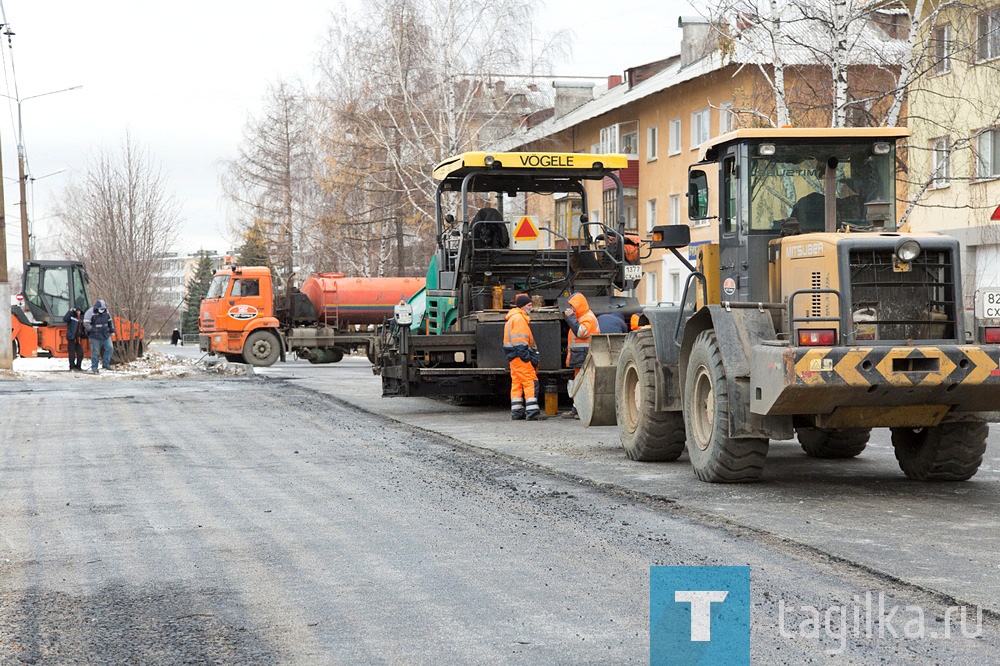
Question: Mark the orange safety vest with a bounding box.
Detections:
[565,293,599,368]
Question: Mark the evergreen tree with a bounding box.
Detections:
[236,220,272,267]
[181,251,216,336]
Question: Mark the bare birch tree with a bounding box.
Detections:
[708,0,916,128]
[221,81,322,278]
[55,133,181,360]
[313,0,564,276]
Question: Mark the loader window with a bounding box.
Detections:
[206,275,230,299]
[688,170,709,219]
[749,142,896,232]
[71,266,89,311]
[39,266,71,317]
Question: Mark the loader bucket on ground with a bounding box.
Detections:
[568,334,626,427]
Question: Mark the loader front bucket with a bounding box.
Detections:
[568,334,626,427]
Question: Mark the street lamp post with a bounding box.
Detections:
[1,85,82,261]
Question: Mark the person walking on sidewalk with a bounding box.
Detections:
[84,299,116,373]
[562,292,600,419]
[63,307,85,371]
[503,294,545,421]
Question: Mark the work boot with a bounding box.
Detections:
[561,408,579,420]
[511,413,526,421]
[526,412,548,421]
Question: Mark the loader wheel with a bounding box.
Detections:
[684,330,768,483]
[616,331,685,461]
[890,422,987,481]
[796,427,870,458]
[12,339,19,359]
[243,330,281,367]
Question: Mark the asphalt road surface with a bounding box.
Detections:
[0,349,996,663]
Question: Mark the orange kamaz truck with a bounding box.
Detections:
[198,264,424,367]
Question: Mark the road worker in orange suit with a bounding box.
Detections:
[504,293,544,421]
[563,292,600,419]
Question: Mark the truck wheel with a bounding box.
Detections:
[616,331,685,461]
[890,422,987,481]
[684,330,768,482]
[12,339,18,359]
[243,330,280,367]
[796,427,870,458]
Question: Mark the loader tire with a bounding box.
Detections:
[891,422,987,481]
[796,427,870,458]
[243,330,281,367]
[683,330,768,483]
[616,331,685,462]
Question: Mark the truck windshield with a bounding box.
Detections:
[206,275,230,299]
[748,142,895,232]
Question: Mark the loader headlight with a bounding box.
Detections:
[894,239,921,263]
[873,142,892,155]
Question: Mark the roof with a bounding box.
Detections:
[698,126,911,159]
[490,12,909,152]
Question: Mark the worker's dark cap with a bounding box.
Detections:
[515,294,531,308]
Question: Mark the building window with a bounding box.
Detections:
[691,108,710,148]
[669,271,681,304]
[669,118,682,155]
[669,194,681,225]
[976,128,1000,179]
[624,200,638,233]
[931,137,951,188]
[933,24,952,74]
[645,270,658,305]
[719,101,734,134]
[977,8,1000,62]
[647,125,659,161]
[647,199,657,228]
[600,121,639,155]
[555,197,583,242]
[599,125,619,154]
[621,129,639,156]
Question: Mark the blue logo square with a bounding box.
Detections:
[650,566,750,665]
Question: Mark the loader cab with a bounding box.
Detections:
[688,128,906,303]
[20,259,90,325]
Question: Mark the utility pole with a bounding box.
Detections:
[18,148,28,260]
[0,126,13,370]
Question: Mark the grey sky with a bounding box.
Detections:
[1,0,686,269]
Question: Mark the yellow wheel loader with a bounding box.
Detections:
[584,128,1000,482]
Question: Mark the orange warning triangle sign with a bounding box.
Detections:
[513,216,539,241]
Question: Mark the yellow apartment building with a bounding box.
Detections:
[492,14,907,304]
[906,1,1000,307]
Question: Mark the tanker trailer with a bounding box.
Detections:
[199,265,424,367]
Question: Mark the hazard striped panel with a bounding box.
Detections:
[790,346,1000,388]
[752,344,1000,417]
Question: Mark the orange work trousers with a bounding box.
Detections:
[509,358,540,419]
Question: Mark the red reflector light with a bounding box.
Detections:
[798,329,836,346]
[984,327,1000,343]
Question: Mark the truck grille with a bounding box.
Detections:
[848,248,956,341]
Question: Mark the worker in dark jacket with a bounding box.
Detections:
[84,299,116,373]
[62,307,85,371]
[597,312,629,334]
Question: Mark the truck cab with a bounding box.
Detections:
[199,265,283,365]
